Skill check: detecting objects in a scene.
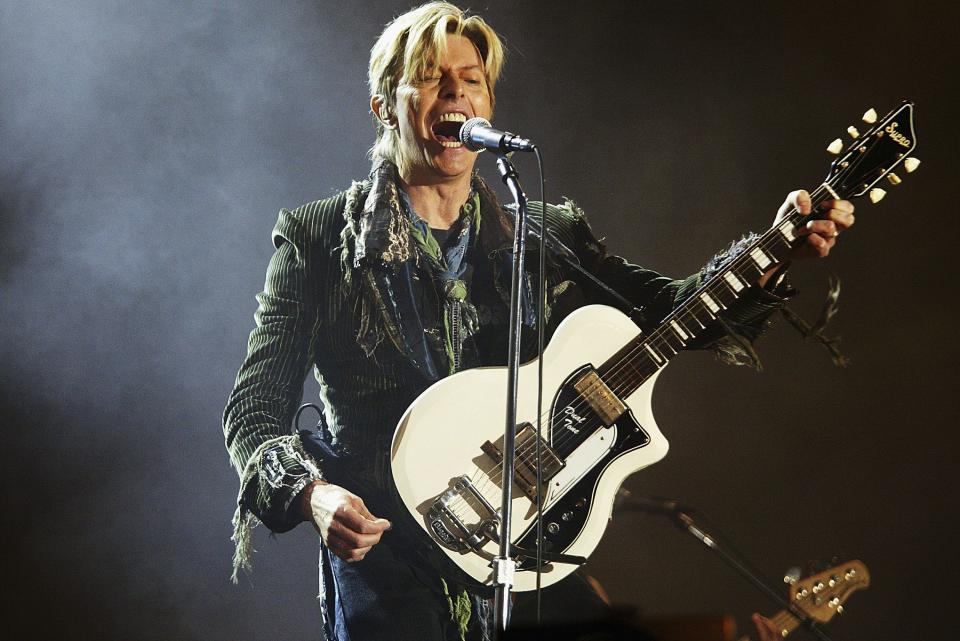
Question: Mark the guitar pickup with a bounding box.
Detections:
[573,369,626,426]
[482,423,564,502]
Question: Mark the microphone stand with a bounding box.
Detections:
[492,153,527,635]
[617,494,833,641]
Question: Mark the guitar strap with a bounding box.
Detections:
[504,206,648,327]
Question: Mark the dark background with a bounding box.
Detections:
[2,1,957,639]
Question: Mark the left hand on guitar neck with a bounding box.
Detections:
[758,189,856,288]
[749,613,781,641]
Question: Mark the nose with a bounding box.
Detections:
[439,74,464,100]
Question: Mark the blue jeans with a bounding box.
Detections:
[319,538,492,641]
[318,538,609,641]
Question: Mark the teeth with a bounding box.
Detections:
[437,112,467,123]
[441,141,462,148]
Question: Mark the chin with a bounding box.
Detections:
[433,150,476,175]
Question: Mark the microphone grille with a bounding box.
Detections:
[459,117,491,150]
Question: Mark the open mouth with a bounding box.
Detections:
[431,112,467,147]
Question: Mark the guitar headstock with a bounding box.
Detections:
[823,102,919,204]
[787,559,870,623]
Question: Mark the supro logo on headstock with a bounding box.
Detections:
[884,121,912,148]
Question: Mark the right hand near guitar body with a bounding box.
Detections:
[300,480,392,562]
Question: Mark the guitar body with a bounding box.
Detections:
[390,305,669,590]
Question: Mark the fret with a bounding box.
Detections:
[683,310,707,330]
[764,234,791,261]
[715,280,741,304]
[643,342,665,366]
[623,358,645,379]
[655,335,681,355]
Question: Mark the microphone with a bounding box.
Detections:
[459,117,537,153]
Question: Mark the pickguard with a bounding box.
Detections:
[513,380,651,570]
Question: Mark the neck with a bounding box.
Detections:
[399,173,473,230]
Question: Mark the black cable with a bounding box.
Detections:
[533,147,546,624]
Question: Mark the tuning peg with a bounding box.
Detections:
[827,138,844,155]
[904,157,921,173]
[886,173,902,185]
[862,108,878,124]
[869,188,887,203]
[837,605,845,615]
[847,126,860,138]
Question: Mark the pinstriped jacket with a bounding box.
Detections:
[223,170,788,576]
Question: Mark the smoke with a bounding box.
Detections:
[0,2,377,637]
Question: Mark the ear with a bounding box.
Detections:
[371,95,397,130]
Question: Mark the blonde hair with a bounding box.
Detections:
[368,2,505,163]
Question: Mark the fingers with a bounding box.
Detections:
[350,496,380,523]
[326,530,374,562]
[821,199,855,231]
[323,506,390,562]
[794,219,834,253]
[776,189,810,223]
[786,197,854,260]
[303,483,392,563]
[337,503,392,536]
[751,613,781,641]
[792,189,812,216]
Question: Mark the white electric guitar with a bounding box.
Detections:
[391,103,918,590]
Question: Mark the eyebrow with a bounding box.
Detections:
[434,64,483,73]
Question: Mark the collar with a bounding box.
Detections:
[352,160,513,269]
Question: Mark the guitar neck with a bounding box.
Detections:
[769,609,802,637]
[733,610,800,641]
[599,187,834,399]
[600,100,918,399]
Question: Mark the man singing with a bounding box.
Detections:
[223,3,854,639]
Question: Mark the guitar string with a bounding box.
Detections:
[447,184,841,519]
[500,185,838,466]
[446,182,851,522]
[450,189,836,520]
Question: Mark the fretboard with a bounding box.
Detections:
[598,186,836,398]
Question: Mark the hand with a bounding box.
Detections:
[300,480,392,562]
[751,613,781,641]
[776,189,855,259]
[758,189,855,287]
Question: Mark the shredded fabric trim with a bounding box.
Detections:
[780,274,849,367]
[702,232,761,282]
[713,315,766,370]
[441,578,472,641]
[230,435,322,583]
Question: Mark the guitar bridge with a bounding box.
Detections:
[427,475,500,553]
